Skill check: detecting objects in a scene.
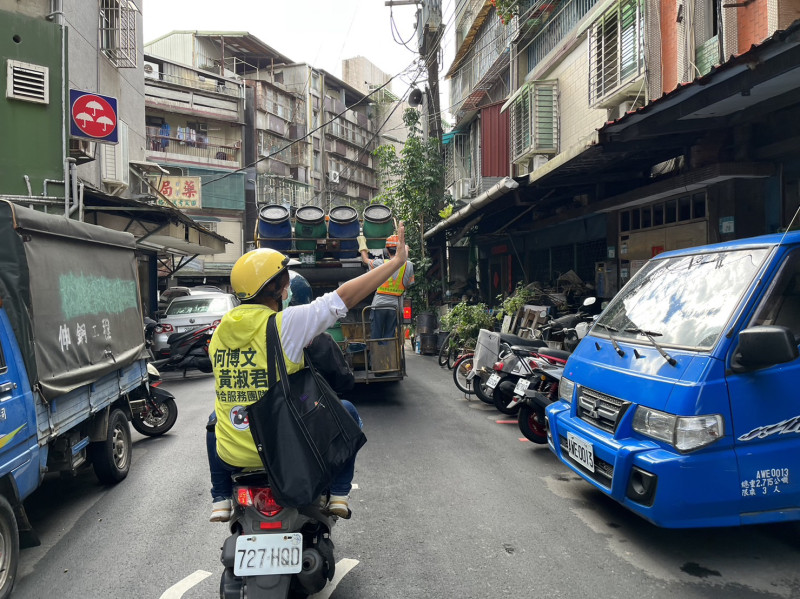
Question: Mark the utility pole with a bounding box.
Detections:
[385,0,443,141]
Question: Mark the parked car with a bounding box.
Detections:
[153,293,239,357]
[157,286,224,316]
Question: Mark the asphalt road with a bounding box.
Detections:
[11,349,800,598]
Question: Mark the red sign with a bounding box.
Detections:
[70,90,118,142]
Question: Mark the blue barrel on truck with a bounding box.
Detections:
[546,230,800,528]
[0,199,150,596]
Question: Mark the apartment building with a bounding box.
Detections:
[141,50,247,284]
[430,0,800,303]
[145,32,381,252]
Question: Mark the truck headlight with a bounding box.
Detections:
[558,377,575,404]
[633,407,723,452]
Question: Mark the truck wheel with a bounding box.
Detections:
[0,496,19,599]
[518,404,548,444]
[131,396,178,437]
[90,409,132,484]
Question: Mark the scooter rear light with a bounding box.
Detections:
[493,362,504,371]
[236,487,283,517]
[155,324,174,334]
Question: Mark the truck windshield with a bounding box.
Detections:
[594,248,770,349]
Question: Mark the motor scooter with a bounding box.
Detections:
[146,319,214,374]
[220,471,338,598]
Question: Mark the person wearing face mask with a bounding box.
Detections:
[206,224,409,522]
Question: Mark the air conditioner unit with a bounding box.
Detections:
[143,61,160,80]
[453,178,472,200]
[69,138,96,164]
[532,155,549,171]
[328,170,340,183]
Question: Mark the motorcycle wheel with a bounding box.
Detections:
[493,381,521,415]
[452,354,475,395]
[131,396,178,436]
[518,403,548,444]
[472,376,496,405]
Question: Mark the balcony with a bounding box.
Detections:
[145,127,241,168]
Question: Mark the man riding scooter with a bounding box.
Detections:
[207,223,409,521]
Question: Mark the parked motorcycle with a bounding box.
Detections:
[146,319,214,374]
[491,345,570,415]
[220,471,338,599]
[512,361,565,443]
[127,362,179,436]
[469,331,547,406]
[536,297,600,351]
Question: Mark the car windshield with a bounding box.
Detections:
[166,297,229,316]
[594,248,770,349]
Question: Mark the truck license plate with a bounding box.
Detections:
[567,432,595,473]
[486,373,501,389]
[234,533,303,576]
[513,378,530,396]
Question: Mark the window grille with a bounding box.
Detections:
[588,0,643,106]
[510,80,558,162]
[99,0,138,68]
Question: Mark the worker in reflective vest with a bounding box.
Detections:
[357,233,414,345]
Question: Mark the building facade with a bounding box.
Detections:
[430,0,800,305]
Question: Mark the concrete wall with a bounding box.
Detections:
[0,9,65,196]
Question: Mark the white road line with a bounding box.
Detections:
[312,558,360,599]
[159,570,212,599]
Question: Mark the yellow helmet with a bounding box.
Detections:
[230,248,289,300]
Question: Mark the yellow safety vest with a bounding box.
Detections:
[211,307,304,468]
[376,262,408,296]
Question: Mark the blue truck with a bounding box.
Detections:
[547,230,800,528]
[0,200,151,596]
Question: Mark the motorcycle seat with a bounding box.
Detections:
[500,333,546,348]
[537,347,572,362]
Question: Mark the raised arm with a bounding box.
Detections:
[337,223,409,309]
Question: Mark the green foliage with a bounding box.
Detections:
[373,108,446,309]
[440,301,495,348]
[495,281,535,321]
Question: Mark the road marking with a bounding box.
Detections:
[312,558,359,599]
[519,437,530,442]
[495,419,517,424]
[159,570,212,598]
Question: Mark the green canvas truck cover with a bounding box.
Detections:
[0,200,146,400]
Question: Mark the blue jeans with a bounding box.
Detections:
[370,307,398,345]
[207,400,363,501]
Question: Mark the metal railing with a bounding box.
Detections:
[145,128,241,163]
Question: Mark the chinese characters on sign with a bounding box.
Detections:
[59,318,112,352]
[214,347,266,405]
[156,177,203,209]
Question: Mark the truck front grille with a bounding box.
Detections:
[576,386,630,434]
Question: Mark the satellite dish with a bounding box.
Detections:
[408,88,423,107]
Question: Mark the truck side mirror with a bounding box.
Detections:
[730,325,799,372]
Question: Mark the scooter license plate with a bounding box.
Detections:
[567,432,595,473]
[513,378,530,396]
[234,533,303,576]
[486,374,501,389]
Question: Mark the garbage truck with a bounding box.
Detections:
[256,202,406,383]
[0,199,152,596]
